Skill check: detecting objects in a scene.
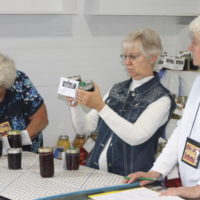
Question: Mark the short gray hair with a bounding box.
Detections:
[122,28,162,58]
[189,16,200,34]
[0,53,16,89]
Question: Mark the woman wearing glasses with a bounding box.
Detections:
[66,28,175,176]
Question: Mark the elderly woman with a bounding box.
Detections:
[0,52,48,153]
[67,28,175,176]
[124,16,200,199]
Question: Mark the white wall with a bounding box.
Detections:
[0,14,194,146]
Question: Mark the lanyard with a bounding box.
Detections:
[188,101,200,137]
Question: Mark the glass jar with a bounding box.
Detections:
[8,130,22,148]
[78,80,94,92]
[73,134,86,148]
[73,134,88,165]
[0,135,2,157]
[38,147,54,178]
[66,148,80,170]
[57,135,71,150]
[8,148,22,170]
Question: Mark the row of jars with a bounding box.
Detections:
[56,134,88,165]
[0,130,22,157]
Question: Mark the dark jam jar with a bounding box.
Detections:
[79,80,94,92]
[8,148,22,170]
[66,148,80,170]
[8,130,22,148]
[39,147,54,178]
[0,136,2,157]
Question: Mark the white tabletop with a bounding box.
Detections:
[0,152,123,200]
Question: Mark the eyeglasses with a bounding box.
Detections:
[120,54,141,61]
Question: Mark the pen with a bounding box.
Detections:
[123,176,157,181]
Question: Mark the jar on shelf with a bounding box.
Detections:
[73,134,88,165]
[57,135,71,150]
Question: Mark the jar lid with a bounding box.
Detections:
[58,135,69,140]
[66,147,80,154]
[8,130,21,135]
[68,75,81,82]
[76,134,86,138]
[8,148,22,154]
[38,146,53,153]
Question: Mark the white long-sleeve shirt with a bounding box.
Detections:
[70,76,171,171]
[151,76,200,187]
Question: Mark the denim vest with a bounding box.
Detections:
[87,73,176,176]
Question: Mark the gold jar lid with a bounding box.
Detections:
[8,130,21,135]
[58,135,69,140]
[66,147,80,154]
[76,134,86,138]
[38,146,53,153]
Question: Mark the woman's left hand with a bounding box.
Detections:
[160,185,200,199]
[77,82,105,112]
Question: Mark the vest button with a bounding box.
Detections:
[108,163,112,167]
[110,143,112,147]
[130,91,136,97]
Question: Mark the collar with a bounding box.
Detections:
[129,76,154,91]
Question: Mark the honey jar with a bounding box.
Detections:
[73,134,88,165]
[57,135,71,150]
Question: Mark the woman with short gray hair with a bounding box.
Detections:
[66,28,175,176]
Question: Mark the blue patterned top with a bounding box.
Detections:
[0,70,44,153]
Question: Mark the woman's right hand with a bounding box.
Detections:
[66,97,78,107]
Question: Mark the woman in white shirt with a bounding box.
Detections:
[124,16,200,199]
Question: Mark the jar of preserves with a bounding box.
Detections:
[38,147,54,178]
[57,135,71,150]
[0,135,2,157]
[8,148,22,170]
[65,147,80,170]
[8,130,22,148]
[73,134,88,165]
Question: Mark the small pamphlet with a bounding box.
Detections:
[89,187,184,200]
[58,77,79,98]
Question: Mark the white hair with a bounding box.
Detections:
[0,53,16,89]
[189,16,200,33]
[122,28,163,58]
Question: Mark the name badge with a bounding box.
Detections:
[181,137,200,169]
[0,121,11,136]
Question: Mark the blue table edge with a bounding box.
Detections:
[34,182,140,200]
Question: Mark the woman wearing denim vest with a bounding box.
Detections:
[67,28,175,176]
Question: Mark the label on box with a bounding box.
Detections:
[58,77,79,98]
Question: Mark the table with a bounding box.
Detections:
[0,152,124,200]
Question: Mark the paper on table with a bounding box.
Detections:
[89,187,184,200]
